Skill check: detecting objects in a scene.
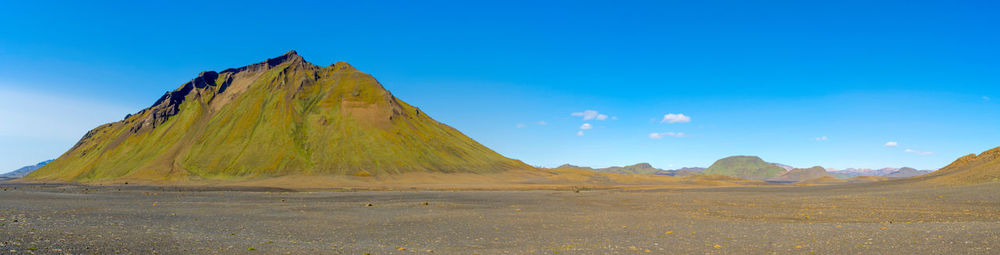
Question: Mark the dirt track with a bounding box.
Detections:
[1,182,999,254]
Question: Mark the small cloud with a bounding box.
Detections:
[577,130,585,136]
[813,136,829,141]
[661,113,691,123]
[904,148,933,156]
[516,123,527,128]
[884,141,898,147]
[571,110,611,121]
[536,121,547,126]
[611,116,618,120]
[580,123,593,130]
[649,132,687,139]
[984,96,991,101]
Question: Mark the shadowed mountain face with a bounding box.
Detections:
[27,51,531,182]
[919,146,1000,184]
[702,156,787,179]
[1,160,53,179]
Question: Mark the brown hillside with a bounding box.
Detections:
[917,146,1000,185]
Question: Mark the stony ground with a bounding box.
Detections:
[1,182,999,254]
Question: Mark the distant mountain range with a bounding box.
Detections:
[827,167,932,178]
[554,163,705,176]
[556,163,661,175]
[558,146,999,185]
[0,160,53,179]
[559,155,936,182]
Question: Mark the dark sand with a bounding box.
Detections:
[1,182,999,254]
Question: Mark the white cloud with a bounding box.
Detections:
[661,113,691,123]
[649,132,687,139]
[571,110,611,121]
[516,123,527,128]
[536,121,547,125]
[571,110,595,120]
[884,141,898,147]
[579,123,593,130]
[611,116,618,120]
[904,149,933,156]
[577,130,585,136]
[813,136,829,141]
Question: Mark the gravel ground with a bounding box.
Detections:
[1,182,999,254]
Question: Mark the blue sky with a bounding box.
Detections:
[1,0,998,171]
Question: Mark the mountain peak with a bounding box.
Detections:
[625,163,654,170]
[332,61,357,71]
[265,50,305,66]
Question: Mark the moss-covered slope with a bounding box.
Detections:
[701,156,786,179]
[27,51,531,182]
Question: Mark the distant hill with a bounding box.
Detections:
[883,167,931,178]
[26,51,532,182]
[1,160,53,179]
[919,146,1000,184]
[556,163,663,175]
[701,156,787,179]
[654,167,705,177]
[767,166,832,182]
[771,163,795,171]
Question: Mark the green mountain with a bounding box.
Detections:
[701,156,787,179]
[27,51,531,182]
[918,146,1000,184]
